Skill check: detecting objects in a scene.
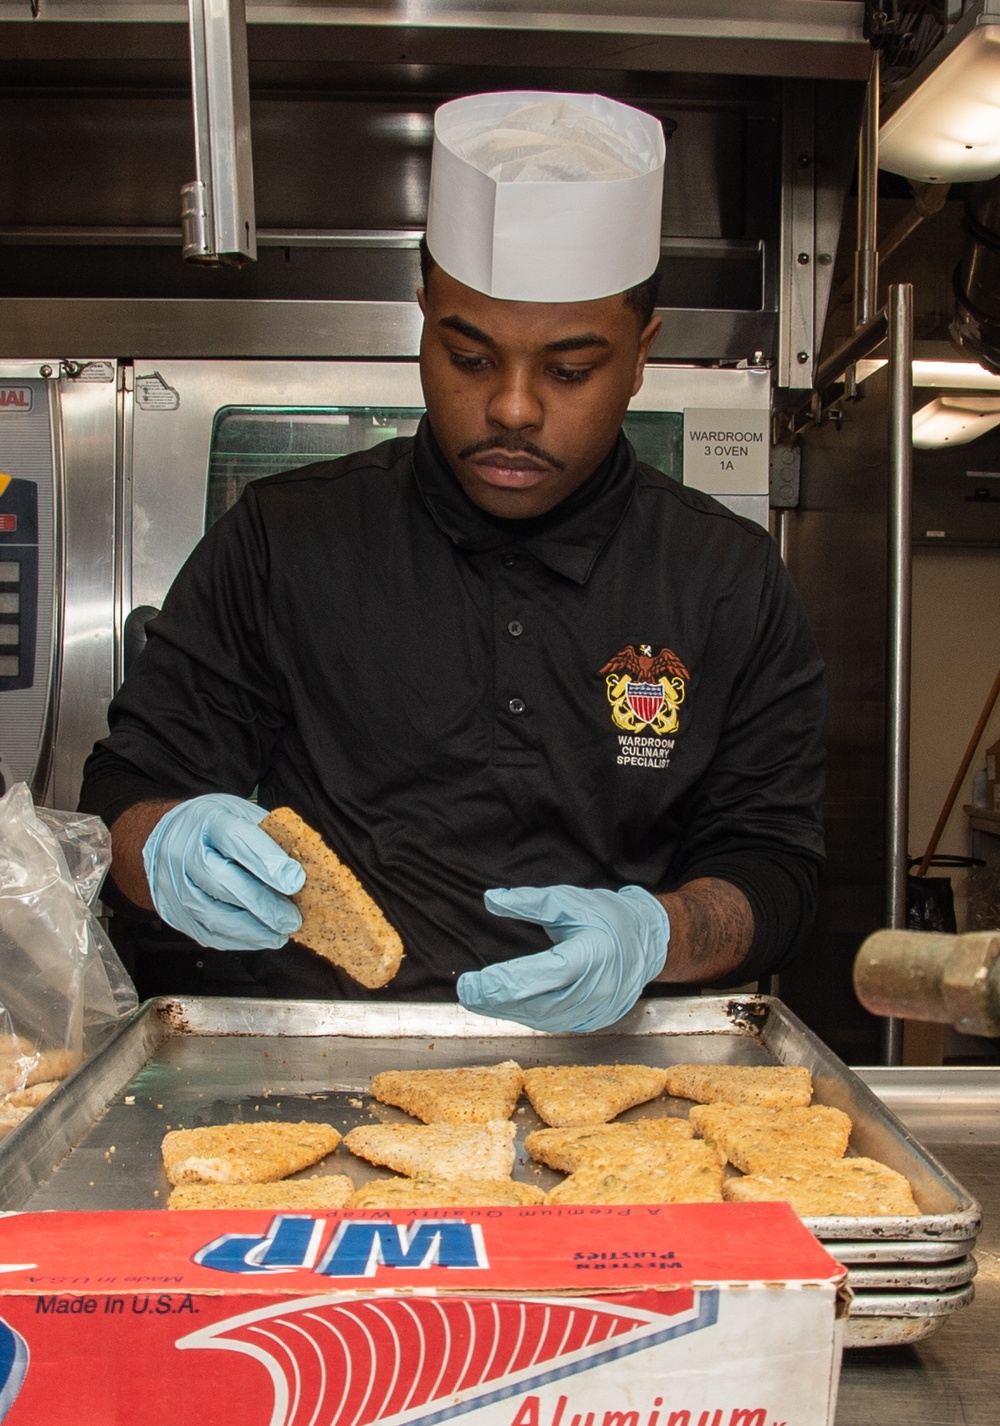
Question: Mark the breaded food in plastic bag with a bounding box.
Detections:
[0,782,138,1130]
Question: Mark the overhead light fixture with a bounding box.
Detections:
[912,394,1000,447]
[879,0,1000,184]
[856,358,1000,387]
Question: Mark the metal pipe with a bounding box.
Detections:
[813,305,888,395]
[882,281,914,1066]
[855,54,880,330]
[834,183,951,310]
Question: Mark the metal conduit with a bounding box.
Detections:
[855,55,880,331]
[883,281,914,1067]
[849,54,911,1066]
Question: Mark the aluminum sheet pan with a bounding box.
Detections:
[843,1283,977,1320]
[828,1236,978,1265]
[844,1256,977,1292]
[843,1283,977,1348]
[0,994,980,1241]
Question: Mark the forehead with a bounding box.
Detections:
[423,263,637,350]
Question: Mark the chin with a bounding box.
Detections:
[468,485,560,520]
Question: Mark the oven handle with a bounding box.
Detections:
[123,605,160,676]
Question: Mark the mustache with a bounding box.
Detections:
[458,436,565,470]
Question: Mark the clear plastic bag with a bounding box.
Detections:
[0,782,138,1105]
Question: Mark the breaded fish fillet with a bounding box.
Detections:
[546,1140,724,1205]
[723,1156,920,1216]
[260,806,403,989]
[369,1061,524,1124]
[343,1120,517,1181]
[523,1065,668,1127]
[347,1177,546,1209]
[688,1103,852,1173]
[1,1080,61,1110]
[524,1117,694,1173]
[0,1036,78,1096]
[167,1176,355,1210]
[665,1064,812,1108]
[161,1121,341,1186]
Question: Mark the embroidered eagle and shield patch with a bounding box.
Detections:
[600,643,690,736]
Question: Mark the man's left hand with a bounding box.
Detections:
[456,884,670,1033]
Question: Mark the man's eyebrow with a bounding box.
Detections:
[438,315,610,355]
[440,314,495,345]
[544,333,610,353]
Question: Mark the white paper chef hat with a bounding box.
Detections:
[426,91,666,304]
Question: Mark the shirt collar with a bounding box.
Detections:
[411,416,636,585]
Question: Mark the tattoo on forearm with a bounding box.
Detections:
[661,878,754,981]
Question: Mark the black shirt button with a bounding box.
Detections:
[508,697,526,715]
[501,554,516,568]
[507,620,524,637]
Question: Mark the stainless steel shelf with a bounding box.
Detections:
[0,1,870,80]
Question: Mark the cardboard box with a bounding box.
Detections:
[0,1202,847,1426]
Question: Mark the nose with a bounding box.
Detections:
[485,366,543,432]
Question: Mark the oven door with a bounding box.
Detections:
[128,360,425,618]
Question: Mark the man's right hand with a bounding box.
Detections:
[141,794,305,951]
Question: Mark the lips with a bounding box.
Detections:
[471,453,551,488]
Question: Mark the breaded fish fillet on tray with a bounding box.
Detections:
[369,1061,524,1124]
[523,1064,668,1127]
[547,1140,725,1205]
[161,1122,341,1186]
[524,1117,694,1174]
[347,1177,546,1209]
[168,1176,355,1210]
[342,1120,517,1181]
[665,1063,812,1108]
[688,1103,852,1174]
[723,1156,920,1216]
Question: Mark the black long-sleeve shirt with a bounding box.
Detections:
[80,418,826,999]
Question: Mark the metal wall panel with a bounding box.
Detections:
[780,367,895,1064]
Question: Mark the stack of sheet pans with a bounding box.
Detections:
[0,994,980,1346]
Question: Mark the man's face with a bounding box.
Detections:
[418,264,661,519]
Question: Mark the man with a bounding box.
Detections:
[80,92,825,1032]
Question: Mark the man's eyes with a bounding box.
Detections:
[449,351,492,372]
[447,351,592,383]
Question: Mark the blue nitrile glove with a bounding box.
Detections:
[142,794,305,951]
[457,884,670,1033]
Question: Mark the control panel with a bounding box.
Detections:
[0,474,39,690]
[0,378,55,791]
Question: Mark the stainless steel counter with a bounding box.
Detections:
[838,1067,1000,1424]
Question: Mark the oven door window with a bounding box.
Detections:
[622,411,684,481]
[206,407,424,530]
[206,406,684,531]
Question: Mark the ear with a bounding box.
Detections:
[631,315,661,396]
[417,287,427,315]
